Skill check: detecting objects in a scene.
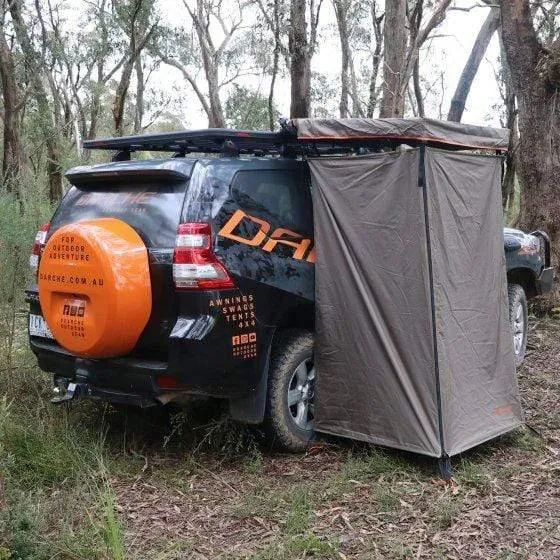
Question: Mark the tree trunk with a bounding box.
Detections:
[380,0,451,118]
[9,0,63,201]
[188,0,226,128]
[205,63,226,128]
[412,57,424,117]
[500,0,560,261]
[448,7,500,122]
[134,56,145,133]
[113,56,136,135]
[89,79,102,140]
[367,2,383,118]
[500,40,518,214]
[333,0,350,118]
[502,87,518,213]
[289,0,311,118]
[269,35,280,130]
[0,31,23,191]
[379,0,407,117]
[349,59,364,117]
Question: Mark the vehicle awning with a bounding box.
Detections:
[293,117,509,152]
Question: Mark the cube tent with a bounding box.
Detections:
[292,118,522,459]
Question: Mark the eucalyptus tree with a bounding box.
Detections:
[379,0,452,118]
[447,6,500,122]
[8,0,64,200]
[500,0,560,259]
[112,0,158,135]
[156,0,256,128]
[332,0,383,118]
[0,1,23,190]
[289,0,322,118]
[256,0,290,129]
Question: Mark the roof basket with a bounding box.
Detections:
[82,128,299,158]
[82,118,509,159]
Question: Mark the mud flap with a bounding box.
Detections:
[228,334,273,424]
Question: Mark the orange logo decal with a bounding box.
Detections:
[219,210,315,263]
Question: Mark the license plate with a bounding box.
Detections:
[29,314,54,339]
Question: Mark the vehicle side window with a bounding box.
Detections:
[231,169,313,235]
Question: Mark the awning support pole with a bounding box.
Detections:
[419,144,448,471]
[438,454,453,481]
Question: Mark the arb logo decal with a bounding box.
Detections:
[63,301,86,317]
[218,210,315,263]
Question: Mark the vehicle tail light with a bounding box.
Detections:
[30,222,50,272]
[173,223,234,290]
[156,374,183,389]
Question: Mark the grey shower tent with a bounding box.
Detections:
[293,118,522,459]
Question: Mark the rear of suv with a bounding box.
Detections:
[27,128,553,452]
[28,135,317,451]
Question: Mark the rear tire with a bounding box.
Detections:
[265,329,315,452]
[508,283,528,365]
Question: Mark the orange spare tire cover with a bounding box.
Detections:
[38,218,152,358]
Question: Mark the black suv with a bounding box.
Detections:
[27,129,553,451]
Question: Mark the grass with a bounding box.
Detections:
[341,448,416,480]
[285,487,312,535]
[0,194,558,557]
[100,483,125,560]
[431,496,462,530]
[455,459,494,490]
[1,405,100,489]
[231,481,284,519]
[374,489,400,512]
[249,534,339,560]
[507,427,545,452]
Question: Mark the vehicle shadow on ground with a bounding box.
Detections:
[77,397,498,480]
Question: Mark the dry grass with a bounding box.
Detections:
[2,316,559,559]
[108,317,560,559]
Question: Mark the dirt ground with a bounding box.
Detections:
[98,316,560,560]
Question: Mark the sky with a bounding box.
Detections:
[163,0,503,128]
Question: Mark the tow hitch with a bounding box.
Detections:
[51,377,89,404]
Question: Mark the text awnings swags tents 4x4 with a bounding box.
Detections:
[302,120,521,458]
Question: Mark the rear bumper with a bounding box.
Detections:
[31,338,166,407]
[536,266,554,295]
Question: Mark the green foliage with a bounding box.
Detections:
[1,409,96,489]
[374,489,400,512]
[100,484,125,560]
[251,534,339,560]
[432,496,461,530]
[310,72,338,118]
[506,427,544,452]
[285,487,312,535]
[0,493,47,560]
[341,448,415,480]
[0,191,52,382]
[244,449,263,474]
[456,459,494,490]
[225,85,276,130]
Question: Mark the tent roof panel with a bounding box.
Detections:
[292,117,509,152]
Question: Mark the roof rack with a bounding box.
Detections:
[82,119,508,161]
[82,128,300,160]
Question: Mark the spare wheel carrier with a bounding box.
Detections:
[38,218,152,358]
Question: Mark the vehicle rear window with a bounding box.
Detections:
[50,182,188,248]
[231,169,312,235]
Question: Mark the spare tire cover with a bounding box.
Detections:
[38,218,152,358]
